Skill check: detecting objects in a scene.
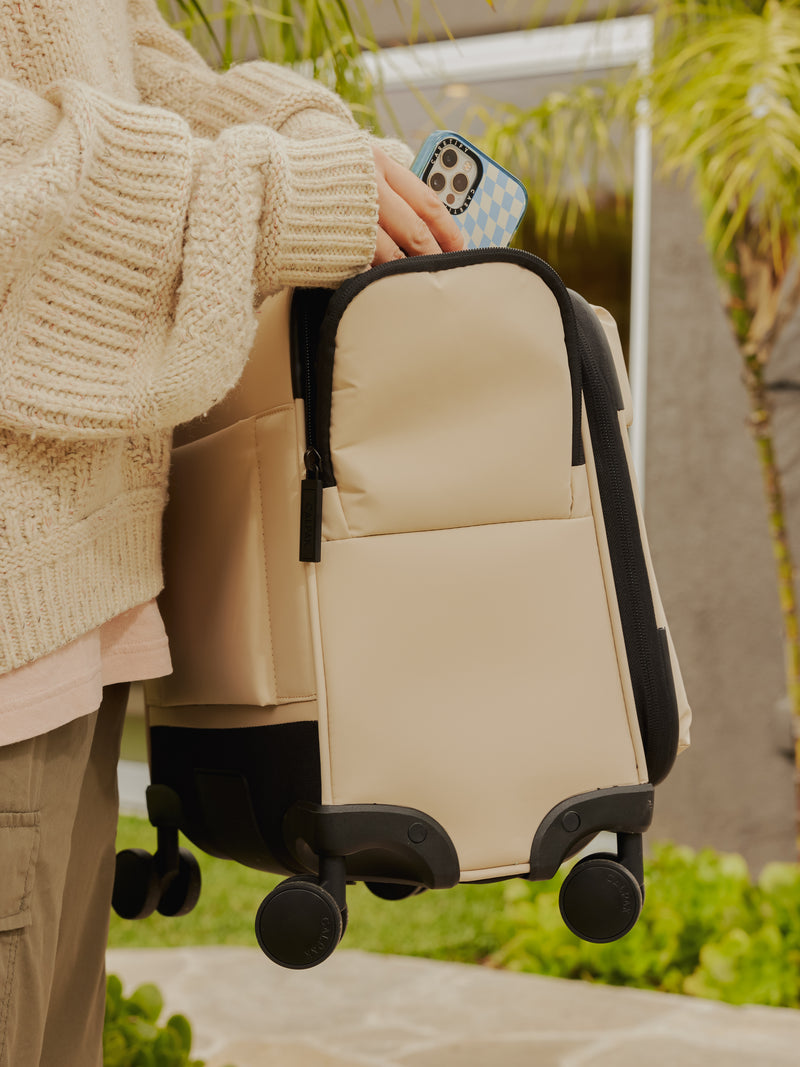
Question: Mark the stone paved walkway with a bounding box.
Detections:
[106,947,800,1066]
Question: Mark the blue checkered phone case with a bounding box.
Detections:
[412,131,528,249]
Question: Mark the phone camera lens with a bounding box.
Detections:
[452,172,469,193]
[429,172,446,192]
[441,149,458,168]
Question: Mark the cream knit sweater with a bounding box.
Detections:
[0,0,392,673]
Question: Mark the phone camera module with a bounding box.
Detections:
[452,172,469,193]
[441,148,458,168]
[429,172,446,192]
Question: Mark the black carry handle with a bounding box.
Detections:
[571,291,680,784]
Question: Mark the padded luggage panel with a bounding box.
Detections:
[322,262,574,537]
[312,516,646,878]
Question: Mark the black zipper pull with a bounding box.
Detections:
[299,448,323,563]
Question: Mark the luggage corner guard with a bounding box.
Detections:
[282,802,461,890]
[528,784,654,881]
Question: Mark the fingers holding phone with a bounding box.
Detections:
[411,132,528,250]
[372,147,466,264]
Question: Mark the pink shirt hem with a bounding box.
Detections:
[0,601,172,746]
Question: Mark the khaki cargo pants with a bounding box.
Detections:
[0,683,128,1067]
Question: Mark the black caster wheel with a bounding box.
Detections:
[112,848,160,920]
[157,848,202,917]
[280,874,348,936]
[583,851,646,903]
[559,855,643,944]
[365,881,427,901]
[588,849,652,900]
[255,878,343,969]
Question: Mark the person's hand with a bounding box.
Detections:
[372,146,466,263]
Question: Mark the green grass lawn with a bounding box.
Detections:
[110,815,507,962]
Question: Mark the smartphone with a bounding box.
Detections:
[411,130,528,249]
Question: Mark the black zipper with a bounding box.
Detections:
[292,287,334,563]
[576,301,679,784]
[297,296,324,562]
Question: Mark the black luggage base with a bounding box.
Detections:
[113,724,654,968]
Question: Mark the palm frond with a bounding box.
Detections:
[646,0,800,261]
[471,0,800,262]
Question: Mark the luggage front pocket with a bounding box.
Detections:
[295,253,582,557]
[313,515,645,874]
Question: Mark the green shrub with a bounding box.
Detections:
[103,975,221,1067]
[490,843,800,1008]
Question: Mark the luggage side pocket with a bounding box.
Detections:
[0,813,40,932]
[156,409,316,708]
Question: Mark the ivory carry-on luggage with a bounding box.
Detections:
[114,248,691,968]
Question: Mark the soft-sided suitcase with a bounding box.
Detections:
[114,248,691,968]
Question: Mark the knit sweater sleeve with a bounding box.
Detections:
[129,0,357,138]
[0,76,378,441]
[128,0,414,164]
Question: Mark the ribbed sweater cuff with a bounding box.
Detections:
[257,128,379,293]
